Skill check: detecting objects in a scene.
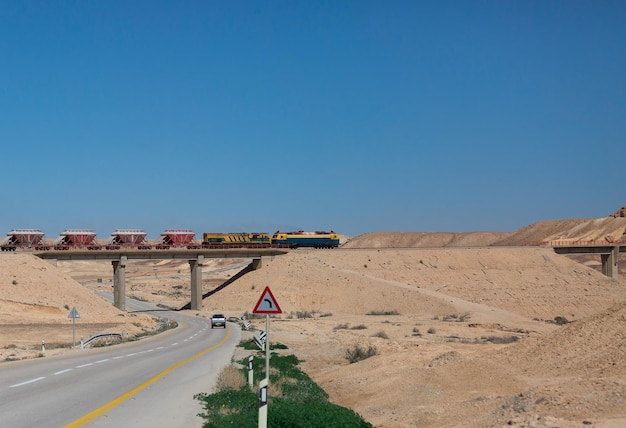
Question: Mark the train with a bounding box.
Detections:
[198,231,340,249]
[1,229,340,251]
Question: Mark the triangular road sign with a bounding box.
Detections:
[253,286,282,314]
[68,307,80,319]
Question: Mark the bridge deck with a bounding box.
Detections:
[33,248,290,261]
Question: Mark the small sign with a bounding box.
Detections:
[68,307,80,319]
[253,331,267,350]
[253,287,282,314]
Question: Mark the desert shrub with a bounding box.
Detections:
[366,310,399,316]
[372,330,389,339]
[442,312,470,322]
[334,323,350,330]
[350,324,368,330]
[482,335,520,344]
[295,311,315,319]
[412,327,422,336]
[345,344,377,363]
[427,327,436,334]
[554,316,569,325]
[215,365,246,392]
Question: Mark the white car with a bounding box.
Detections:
[211,314,226,328]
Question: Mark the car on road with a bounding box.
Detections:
[211,314,226,328]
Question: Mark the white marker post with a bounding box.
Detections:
[258,378,268,428]
[248,355,254,388]
[252,286,282,428]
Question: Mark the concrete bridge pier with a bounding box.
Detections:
[190,255,204,311]
[252,257,262,270]
[601,246,619,279]
[113,256,127,311]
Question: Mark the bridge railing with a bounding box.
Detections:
[527,239,626,247]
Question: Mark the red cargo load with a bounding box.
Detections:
[55,229,97,248]
[158,229,195,248]
[109,229,147,247]
[1,229,45,250]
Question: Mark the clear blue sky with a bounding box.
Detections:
[1,1,624,239]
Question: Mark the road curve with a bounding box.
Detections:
[0,300,240,427]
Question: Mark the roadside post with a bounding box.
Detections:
[248,355,254,388]
[258,378,268,427]
[252,286,282,428]
[68,307,80,347]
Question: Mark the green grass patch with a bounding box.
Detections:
[196,350,372,427]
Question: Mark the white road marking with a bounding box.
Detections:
[76,363,93,368]
[54,369,72,375]
[10,377,45,388]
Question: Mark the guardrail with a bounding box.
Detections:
[527,240,626,246]
[80,332,123,348]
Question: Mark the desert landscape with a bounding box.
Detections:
[1,208,626,427]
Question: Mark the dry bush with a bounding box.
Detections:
[372,330,389,339]
[215,365,246,392]
[345,344,378,363]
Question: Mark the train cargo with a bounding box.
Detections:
[1,229,46,251]
[2,227,340,251]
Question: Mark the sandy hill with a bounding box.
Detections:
[2,208,626,426]
[343,231,511,248]
[344,208,626,249]
[210,247,626,427]
[494,215,626,246]
[0,253,154,356]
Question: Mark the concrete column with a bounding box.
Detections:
[252,257,262,270]
[113,256,127,311]
[190,255,204,311]
[601,246,620,279]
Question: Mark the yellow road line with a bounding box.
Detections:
[65,325,231,428]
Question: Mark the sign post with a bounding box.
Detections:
[68,307,80,347]
[252,286,282,428]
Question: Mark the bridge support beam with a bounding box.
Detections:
[113,256,127,311]
[190,255,204,311]
[601,246,619,279]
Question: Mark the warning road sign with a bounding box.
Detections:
[253,286,282,314]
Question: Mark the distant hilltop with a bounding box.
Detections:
[344,206,626,249]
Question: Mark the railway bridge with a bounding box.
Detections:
[542,241,626,279]
[33,248,289,311]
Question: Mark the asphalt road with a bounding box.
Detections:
[0,299,240,427]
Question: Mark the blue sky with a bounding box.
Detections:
[1,1,624,239]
